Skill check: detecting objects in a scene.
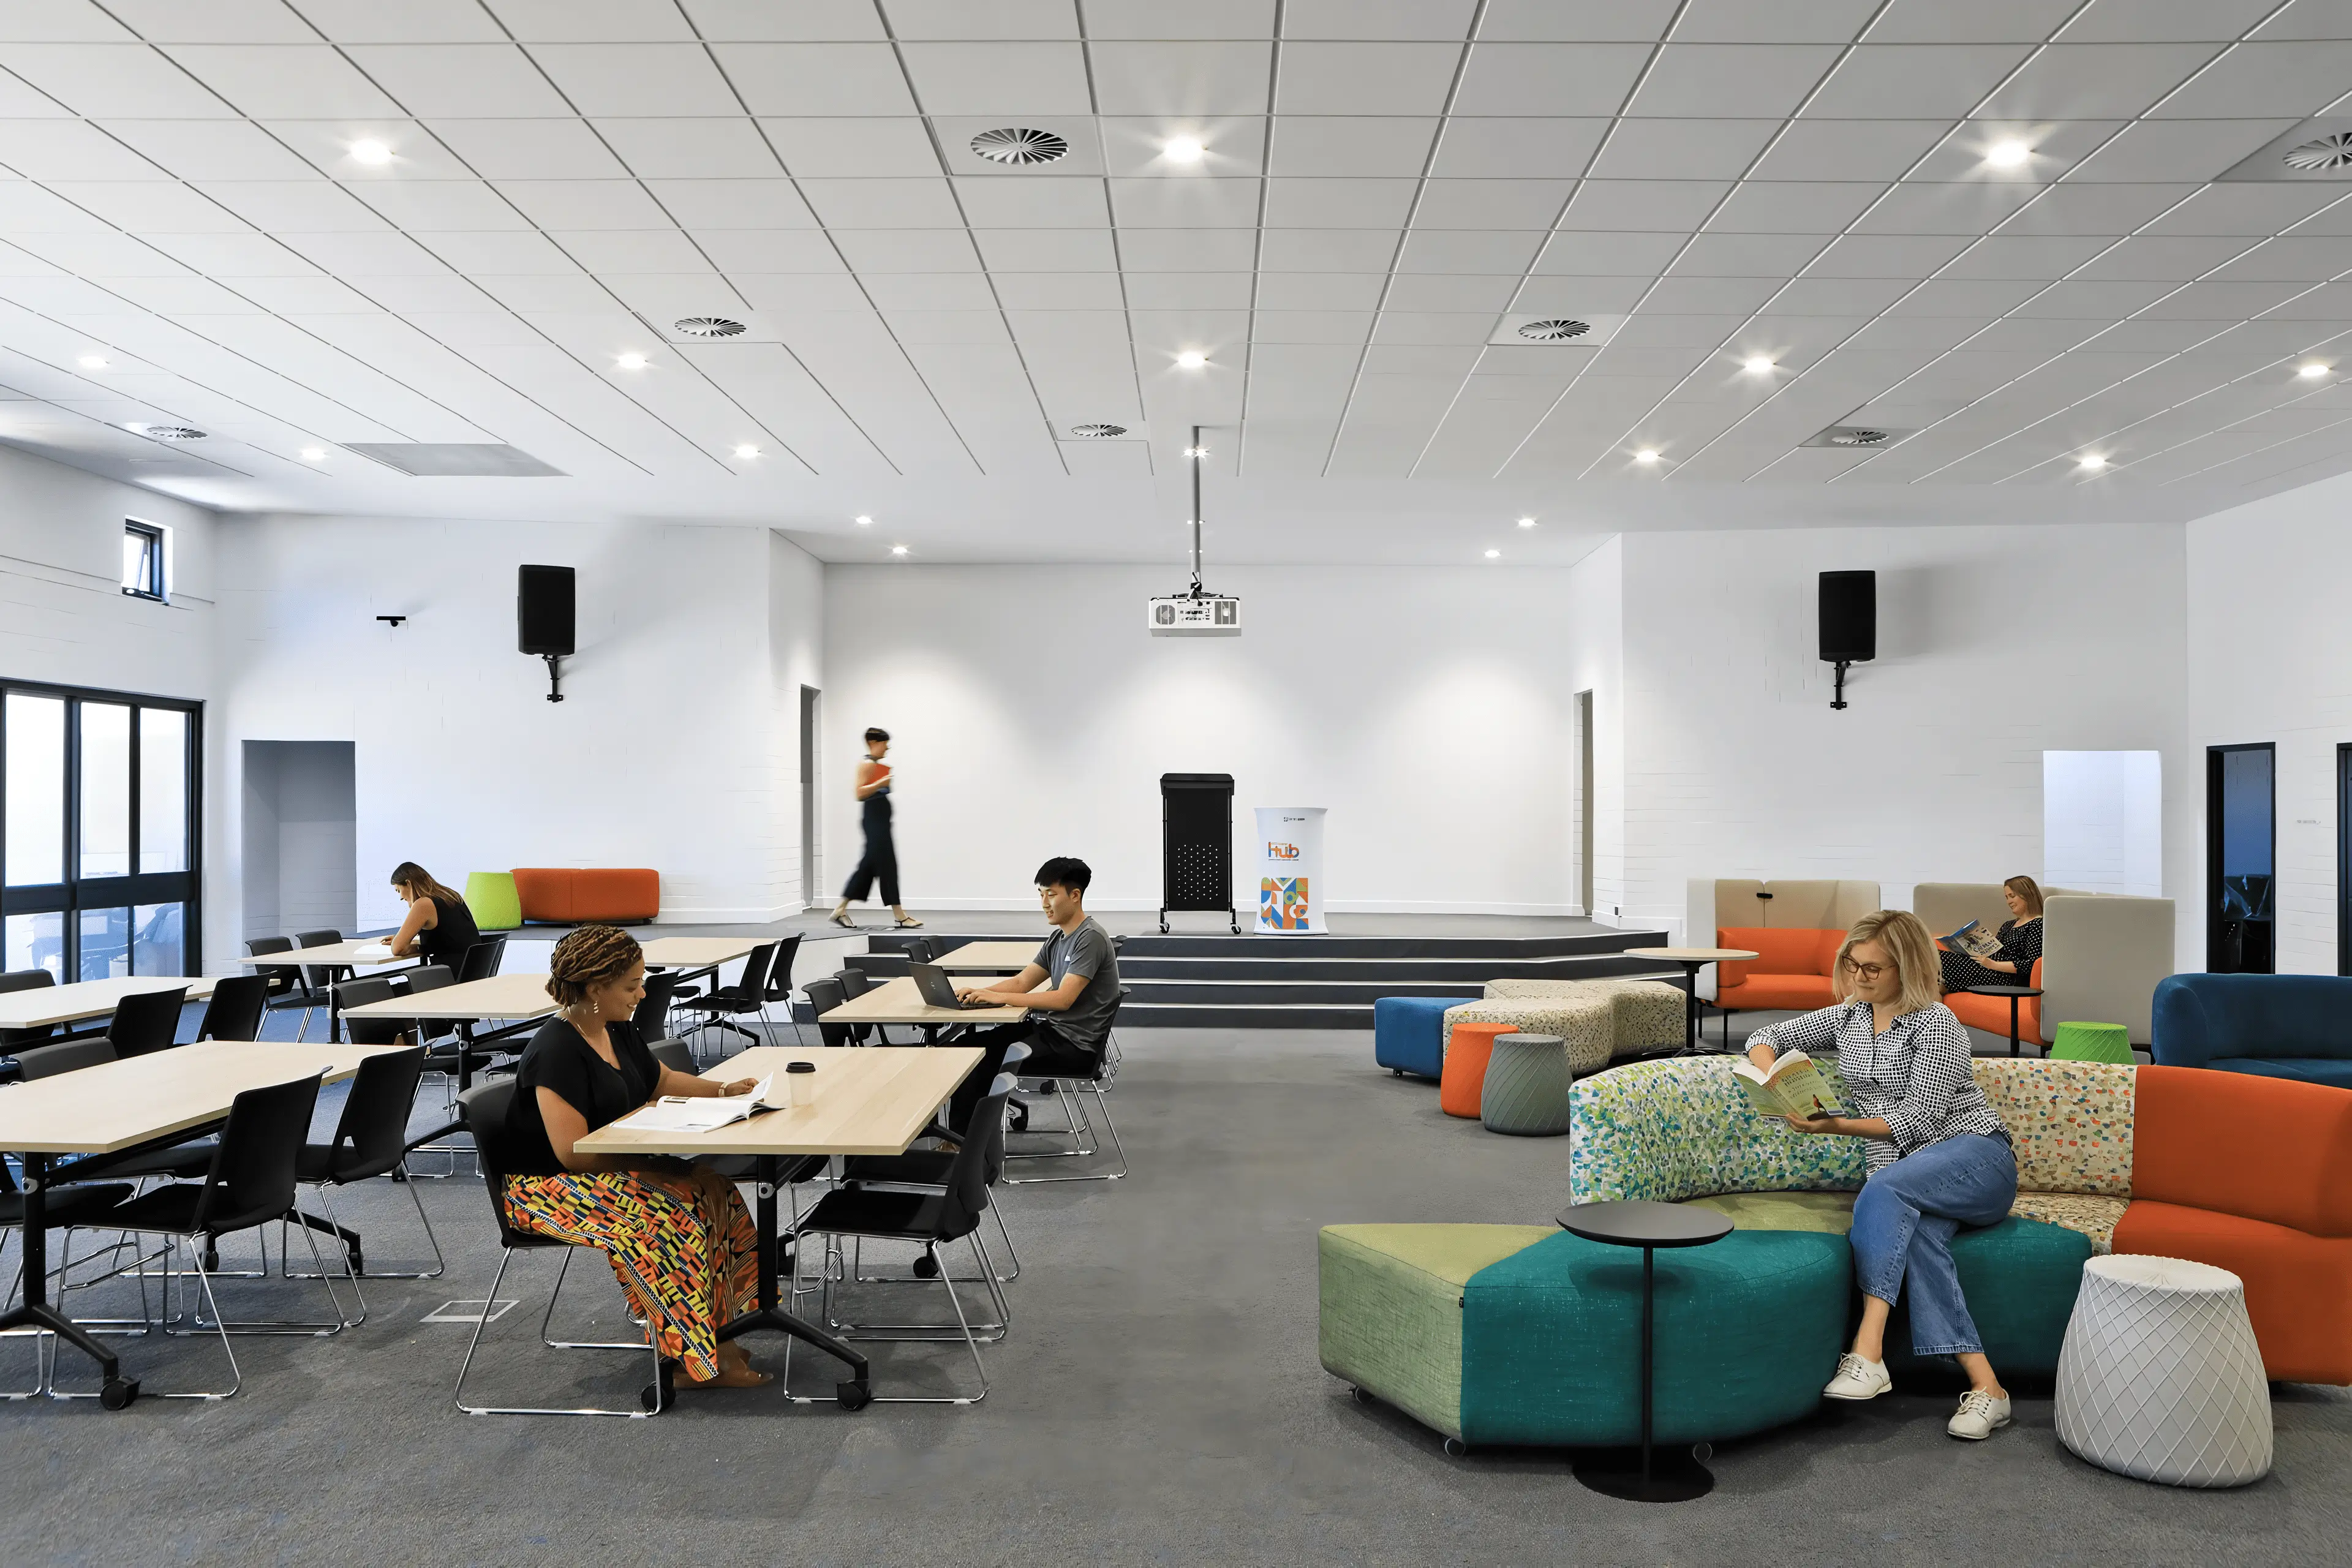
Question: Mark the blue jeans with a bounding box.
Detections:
[1850,1134,2018,1358]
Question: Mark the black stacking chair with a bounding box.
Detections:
[13,1038,115,1080]
[1,968,60,1053]
[246,938,320,1041]
[456,935,507,984]
[847,952,910,979]
[295,929,350,999]
[102,1072,352,1398]
[453,1078,678,1417]
[195,975,269,1042]
[832,967,894,1045]
[758,933,808,1044]
[633,972,681,1039]
[804,976,853,1048]
[278,1045,441,1304]
[785,1074,1013,1405]
[901,937,937,963]
[334,974,404,1045]
[672,943,779,1059]
[840,1036,1027,1287]
[1004,998,1128,1185]
[103,987,186,1058]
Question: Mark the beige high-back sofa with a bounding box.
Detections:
[1911,883,2175,1046]
[1684,880,1881,1000]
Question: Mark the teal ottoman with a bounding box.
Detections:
[1373,995,1454,1080]
[1885,1215,2092,1376]
[1321,1224,1849,1449]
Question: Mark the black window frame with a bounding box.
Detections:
[0,677,202,981]
[121,519,166,603]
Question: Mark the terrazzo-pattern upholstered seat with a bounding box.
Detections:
[1481,978,1686,1059]
[1446,996,1613,1077]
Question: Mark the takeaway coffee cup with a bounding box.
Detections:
[782,1060,818,1106]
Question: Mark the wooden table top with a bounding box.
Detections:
[639,937,763,969]
[932,940,1041,972]
[818,974,1029,1026]
[339,971,557,1022]
[0,974,224,1032]
[1624,947,1762,963]
[239,938,410,969]
[575,1044,984,1159]
[0,1039,404,1155]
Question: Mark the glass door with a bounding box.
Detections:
[1,681,200,981]
[2207,743,2274,974]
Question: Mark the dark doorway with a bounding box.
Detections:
[799,685,821,911]
[2339,744,2352,976]
[2207,743,2274,974]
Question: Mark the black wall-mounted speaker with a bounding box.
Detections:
[517,565,575,656]
[1819,570,1876,663]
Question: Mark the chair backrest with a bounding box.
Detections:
[297,929,344,990]
[0,967,59,1047]
[405,965,457,994]
[804,976,851,1047]
[197,973,270,1042]
[727,943,778,1003]
[105,986,187,1057]
[647,1037,693,1074]
[933,1076,1014,1241]
[191,1072,323,1237]
[903,937,936,963]
[836,968,872,1000]
[14,1038,116,1079]
[246,937,300,997]
[760,933,804,1002]
[456,935,506,984]
[337,975,404,1046]
[633,971,680,1035]
[459,1078,539,1247]
[846,952,909,979]
[321,1044,430,1182]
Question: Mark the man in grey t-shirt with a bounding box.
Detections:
[956,856,1121,1076]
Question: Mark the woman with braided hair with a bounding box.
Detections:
[502,924,771,1388]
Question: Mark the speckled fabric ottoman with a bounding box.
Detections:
[1482,978,1686,1059]
[1445,995,1614,1076]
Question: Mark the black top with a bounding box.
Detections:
[1939,916,2041,993]
[505,1017,661,1177]
[1558,1200,1733,1249]
[417,894,480,968]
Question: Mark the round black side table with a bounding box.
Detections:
[1556,1199,1733,1502]
[1962,984,2043,1057]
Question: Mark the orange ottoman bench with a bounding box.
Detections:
[1441,1022,1518,1119]
[512,867,661,924]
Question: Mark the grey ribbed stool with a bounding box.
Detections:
[1479,1033,1575,1136]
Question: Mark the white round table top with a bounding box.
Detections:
[2087,1254,2244,1294]
[1624,946,1760,962]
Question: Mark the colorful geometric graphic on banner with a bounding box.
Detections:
[1260,877,1311,930]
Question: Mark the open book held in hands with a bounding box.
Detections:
[1733,1051,1844,1121]
[1943,919,2002,961]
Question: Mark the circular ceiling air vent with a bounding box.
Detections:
[1517,318,1591,342]
[970,127,1068,166]
[1068,422,1128,438]
[1828,429,1890,447]
[139,424,206,440]
[2284,132,2352,172]
[673,316,747,338]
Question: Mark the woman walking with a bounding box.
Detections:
[830,727,921,930]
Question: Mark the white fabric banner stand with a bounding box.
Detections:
[1253,807,1329,934]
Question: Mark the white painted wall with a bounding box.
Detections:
[769,531,824,911]
[2187,470,2352,974]
[2044,750,2163,898]
[821,562,1599,914]
[1615,524,2196,956]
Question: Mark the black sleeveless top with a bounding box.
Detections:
[417,894,480,967]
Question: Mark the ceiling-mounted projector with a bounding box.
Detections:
[1153,424,1240,636]
[1148,594,1241,636]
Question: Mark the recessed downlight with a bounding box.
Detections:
[615,352,648,371]
[1743,356,1776,374]
[1985,139,2032,168]
[2300,362,2332,379]
[891,545,909,556]
[348,138,393,166]
[133,423,205,440]
[1634,449,1660,464]
[1069,423,1128,438]
[970,127,1068,165]
[674,316,747,339]
[1517,318,1590,342]
[1517,516,1536,529]
[300,447,325,462]
[1483,548,1501,559]
[854,514,873,526]
[1175,350,1207,369]
[78,355,108,369]
[2285,132,2352,173]
[1163,136,1204,164]
[734,443,761,459]
[2078,454,2108,471]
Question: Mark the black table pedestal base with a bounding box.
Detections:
[1573,1445,1714,1502]
[718,1155,870,1408]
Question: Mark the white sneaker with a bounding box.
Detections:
[1823,1353,1892,1401]
[1948,1389,2012,1439]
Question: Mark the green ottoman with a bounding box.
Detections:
[1885,1215,2092,1376]
[1320,1224,1849,1449]
[2049,1020,2134,1064]
[1479,1033,1574,1136]
[464,870,522,932]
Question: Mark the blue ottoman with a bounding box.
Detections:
[1375,995,1454,1080]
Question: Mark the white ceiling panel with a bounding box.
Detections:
[1412,179,1574,230]
[645,179,822,231]
[1257,228,1400,272]
[89,119,323,183]
[2146,184,2352,236]
[137,230,317,276]
[758,118,941,179]
[1532,231,1689,276]
[1110,177,1264,228]
[2073,234,2256,279]
[884,0,1079,39]
[592,119,782,181]
[0,118,167,179]
[1853,181,2044,235]
[2067,117,2301,182]
[0,43,232,118]
[12,232,189,276]
[1804,45,2037,118]
[1627,45,1845,119]
[2211,235,2352,280]
[1806,233,1977,275]
[1941,233,2118,276]
[798,178,964,229]
[1668,232,1833,276]
[674,2,890,43]
[1125,273,1255,309]
[990,272,1126,309]
[1560,180,1733,231]
[1394,228,1544,274]
[1265,116,1437,177]
[830,229,981,272]
[1974,43,2223,119]
[690,231,847,272]
[897,42,1091,116]
[1589,119,1784,182]
[1996,181,2201,234]
[431,120,630,180]
[1452,43,1652,116]
[971,228,1117,271]
[1708,180,1889,233]
[961,178,1111,228]
[162,46,405,118]
[1277,43,1461,117]
[483,1,699,42]
[48,181,243,233]
[196,181,390,233]
[343,45,572,118]
[2150,41,2352,119]
[1254,271,1384,309]
[527,45,737,118]
[1088,42,1273,116]
[1751,118,1956,181]
[1381,274,1518,312]
[492,179,674,232]
[1479,1,1676,43]
[558,231,715,273]
[1251,310,1373,342]
[1510,276,1654,313]
[1760,276,1914,314]
[1427,118,1607,180]
[714,45,920,116]
[1259,178,1416,228]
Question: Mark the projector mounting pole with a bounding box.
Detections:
[1188,423,1205,598]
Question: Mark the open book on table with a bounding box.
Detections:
[613,1077,775,1134]
[1943,919,2003,961]
[1732,1051,1844,1121]
[352,941,394,962]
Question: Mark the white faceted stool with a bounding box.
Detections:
[2056,1255,2272,1487]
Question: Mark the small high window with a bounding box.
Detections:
[121,521,165,602]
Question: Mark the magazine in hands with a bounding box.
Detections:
[1732,1051,1845,1121]
[1943,919,2002,960]
[615,1076,775,1134]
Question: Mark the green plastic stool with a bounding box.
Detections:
[464,870,522,932]
[2049,1020,2133,1064]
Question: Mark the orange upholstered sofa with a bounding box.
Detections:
[512,867,660,924]
[1712,927,1844,1013]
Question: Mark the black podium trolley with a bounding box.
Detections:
[1160,772,1239,934]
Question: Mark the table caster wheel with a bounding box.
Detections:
[100,1377,139,1411]
[1350,1385,1373,1405]
[1009,1106,1030,1133]
[347,1251,364,1278]
[912,1253,939,1279]
[1691,1442,1713,1463]
[837,1380,872,1411]
[1442,1437,1468,1458]
[641,1361,676,1412]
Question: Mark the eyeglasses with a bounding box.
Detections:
[1839,959,1891,980]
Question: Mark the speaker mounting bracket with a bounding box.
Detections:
[1831,659,1853,710]
[542,653,564,703]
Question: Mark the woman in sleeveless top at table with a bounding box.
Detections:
[829,727,922,930]
[387,862,481,967]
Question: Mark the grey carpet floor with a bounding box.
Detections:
[2,1029,2345,1567]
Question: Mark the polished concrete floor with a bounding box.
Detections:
[2,1027,2343,1566]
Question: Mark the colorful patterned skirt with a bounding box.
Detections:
[502,1167,759,1381]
